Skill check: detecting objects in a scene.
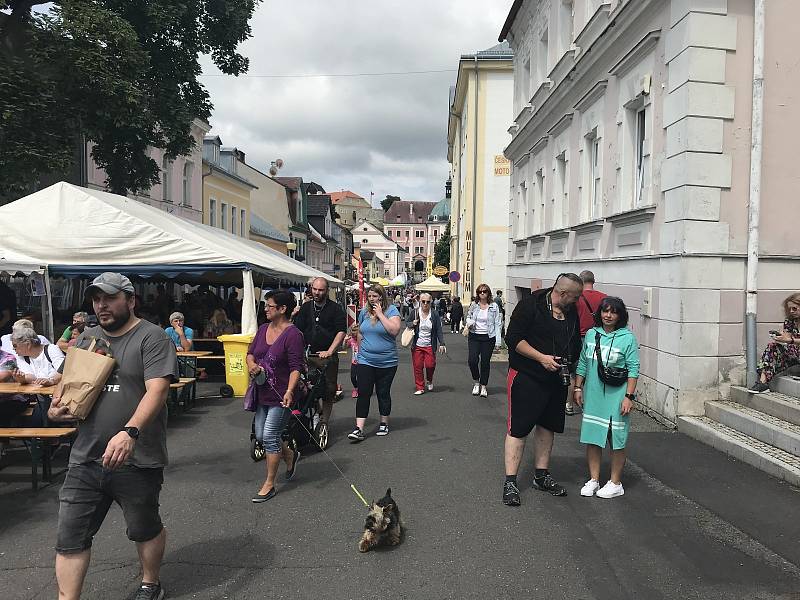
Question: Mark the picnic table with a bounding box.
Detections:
[0,382,56,395]
[175,350,211,378]
[0,427,76,490]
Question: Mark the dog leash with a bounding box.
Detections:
[261,373,370,508]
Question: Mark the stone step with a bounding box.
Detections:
[677,416,800,488]
[705,400,800,456]
[774,374,800,398]
[730,386,800,427]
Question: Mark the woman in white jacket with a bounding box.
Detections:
[464,284,503,397]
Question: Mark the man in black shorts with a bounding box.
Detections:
[502,273,583,505]
[48,273,178,600]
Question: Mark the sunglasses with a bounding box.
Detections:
[420,300,431,304]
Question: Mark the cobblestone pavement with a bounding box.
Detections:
[1,332,799,599]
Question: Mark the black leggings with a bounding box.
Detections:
[356,364,398,419]
[468,333,495,385]
[350,362,358,388]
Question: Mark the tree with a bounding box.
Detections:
[381,194,400,212]
[433,221,451,270]
[0,0,260,200]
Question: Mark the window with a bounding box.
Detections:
[517,182,528,238]
[162,157,172,202]
[415,230,424,238]
[231,205,237,234]
[363,226,368,231]
[362,239,368,244]
[182,162,193,206]
[554,152,568,229]
[387,231,392,238]
[634,107,647,207]
[405,231,409,238]
[220,202,228,230]
[590,136,602,218]
[209,198,217,227]
[558,1,574,57]
[240,209,246,237]
[433,230,438,238]
[384,269,390,277]
[385,253,390,259]
[536,29,549,88]
[535,168,545,233]
[352,210,357,222]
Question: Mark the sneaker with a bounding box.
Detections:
[580,479,600,497]
[471,383,480,396]
[596,480,624,499]
[414,389,425,395]
[565,402,575,416]
[347,428,365,443]
[134,582,166,600]
[134,582,165,600]
[426,382,434,392]
[532,473,568,497]
[480,386,488,398]
[502,481,521,506]
[749,381,769,394]
[376,423,389,436]
[351,389,359,398]
[284,448,301,481]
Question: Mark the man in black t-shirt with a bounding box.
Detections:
[501,274,583,506]
[293,277,347,439]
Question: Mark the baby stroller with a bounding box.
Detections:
[249,358,329,461]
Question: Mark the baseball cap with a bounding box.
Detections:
[85,272,135,297]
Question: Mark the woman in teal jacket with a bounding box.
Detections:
[573,297,639,499]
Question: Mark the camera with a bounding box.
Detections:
[557,359,571,387]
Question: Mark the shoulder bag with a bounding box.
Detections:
[594,331,628,387]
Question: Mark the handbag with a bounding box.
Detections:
[243,380,258,412]
[461,323,470,338]
[400,327,414,348]
[594,331,628,387]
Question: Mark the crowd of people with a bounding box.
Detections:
[1,267,797,599]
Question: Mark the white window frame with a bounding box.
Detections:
[240,209,246,237]
[230,205,237,234]
[634,107,647,208]
[209,198,217,227]
[221,202,228,231]
[182,162,193,206]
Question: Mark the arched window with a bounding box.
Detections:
[162,156,172,202]
[182,162,193,206]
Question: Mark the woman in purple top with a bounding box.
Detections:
[246,290,305,503]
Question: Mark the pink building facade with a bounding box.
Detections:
[86,119,210,223]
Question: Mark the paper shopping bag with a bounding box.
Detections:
[60,338,117,420]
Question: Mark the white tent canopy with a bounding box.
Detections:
[0,250,45,275]
[0,182,340,285]
[415,275,450,292]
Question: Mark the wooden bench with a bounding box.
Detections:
[0,428,77,490]
[168,377,197,412]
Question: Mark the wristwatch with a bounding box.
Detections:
[625,393,636,401]
[122,426,140,440]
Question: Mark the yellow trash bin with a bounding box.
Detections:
[218,333,255,397]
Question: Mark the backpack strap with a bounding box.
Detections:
[42,344,53,365]
[582,295,594,314]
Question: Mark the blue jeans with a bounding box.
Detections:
[254,403,291,454]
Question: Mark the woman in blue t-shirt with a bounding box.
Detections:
[347,284,402,442]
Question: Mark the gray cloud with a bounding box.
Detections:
[200,0,513,203]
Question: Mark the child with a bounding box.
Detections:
[344,323,360,398]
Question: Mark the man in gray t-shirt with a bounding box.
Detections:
[48,272,177,600]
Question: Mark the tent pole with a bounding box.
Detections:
[41,267,55,342]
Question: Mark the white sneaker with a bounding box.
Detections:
[414,389,425,395]
[471,383,480,396]
[426,382,434,392]
[596,481,624,498]
[580,479,600,497]
[480,386,488,398]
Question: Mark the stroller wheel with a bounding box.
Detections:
[315,422,329,450]
[250,439,266,462]
[220,384,234,398]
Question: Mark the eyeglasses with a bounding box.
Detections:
[420,300,431,304]
[265,304,278,310]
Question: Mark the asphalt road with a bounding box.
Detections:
[1,332,799,599]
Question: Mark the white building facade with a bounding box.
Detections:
[501,0,800,424]
[353,220,407,280]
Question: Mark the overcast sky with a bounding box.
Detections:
[199,0,513,206]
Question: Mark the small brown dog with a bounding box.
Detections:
[358,488,403,552]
